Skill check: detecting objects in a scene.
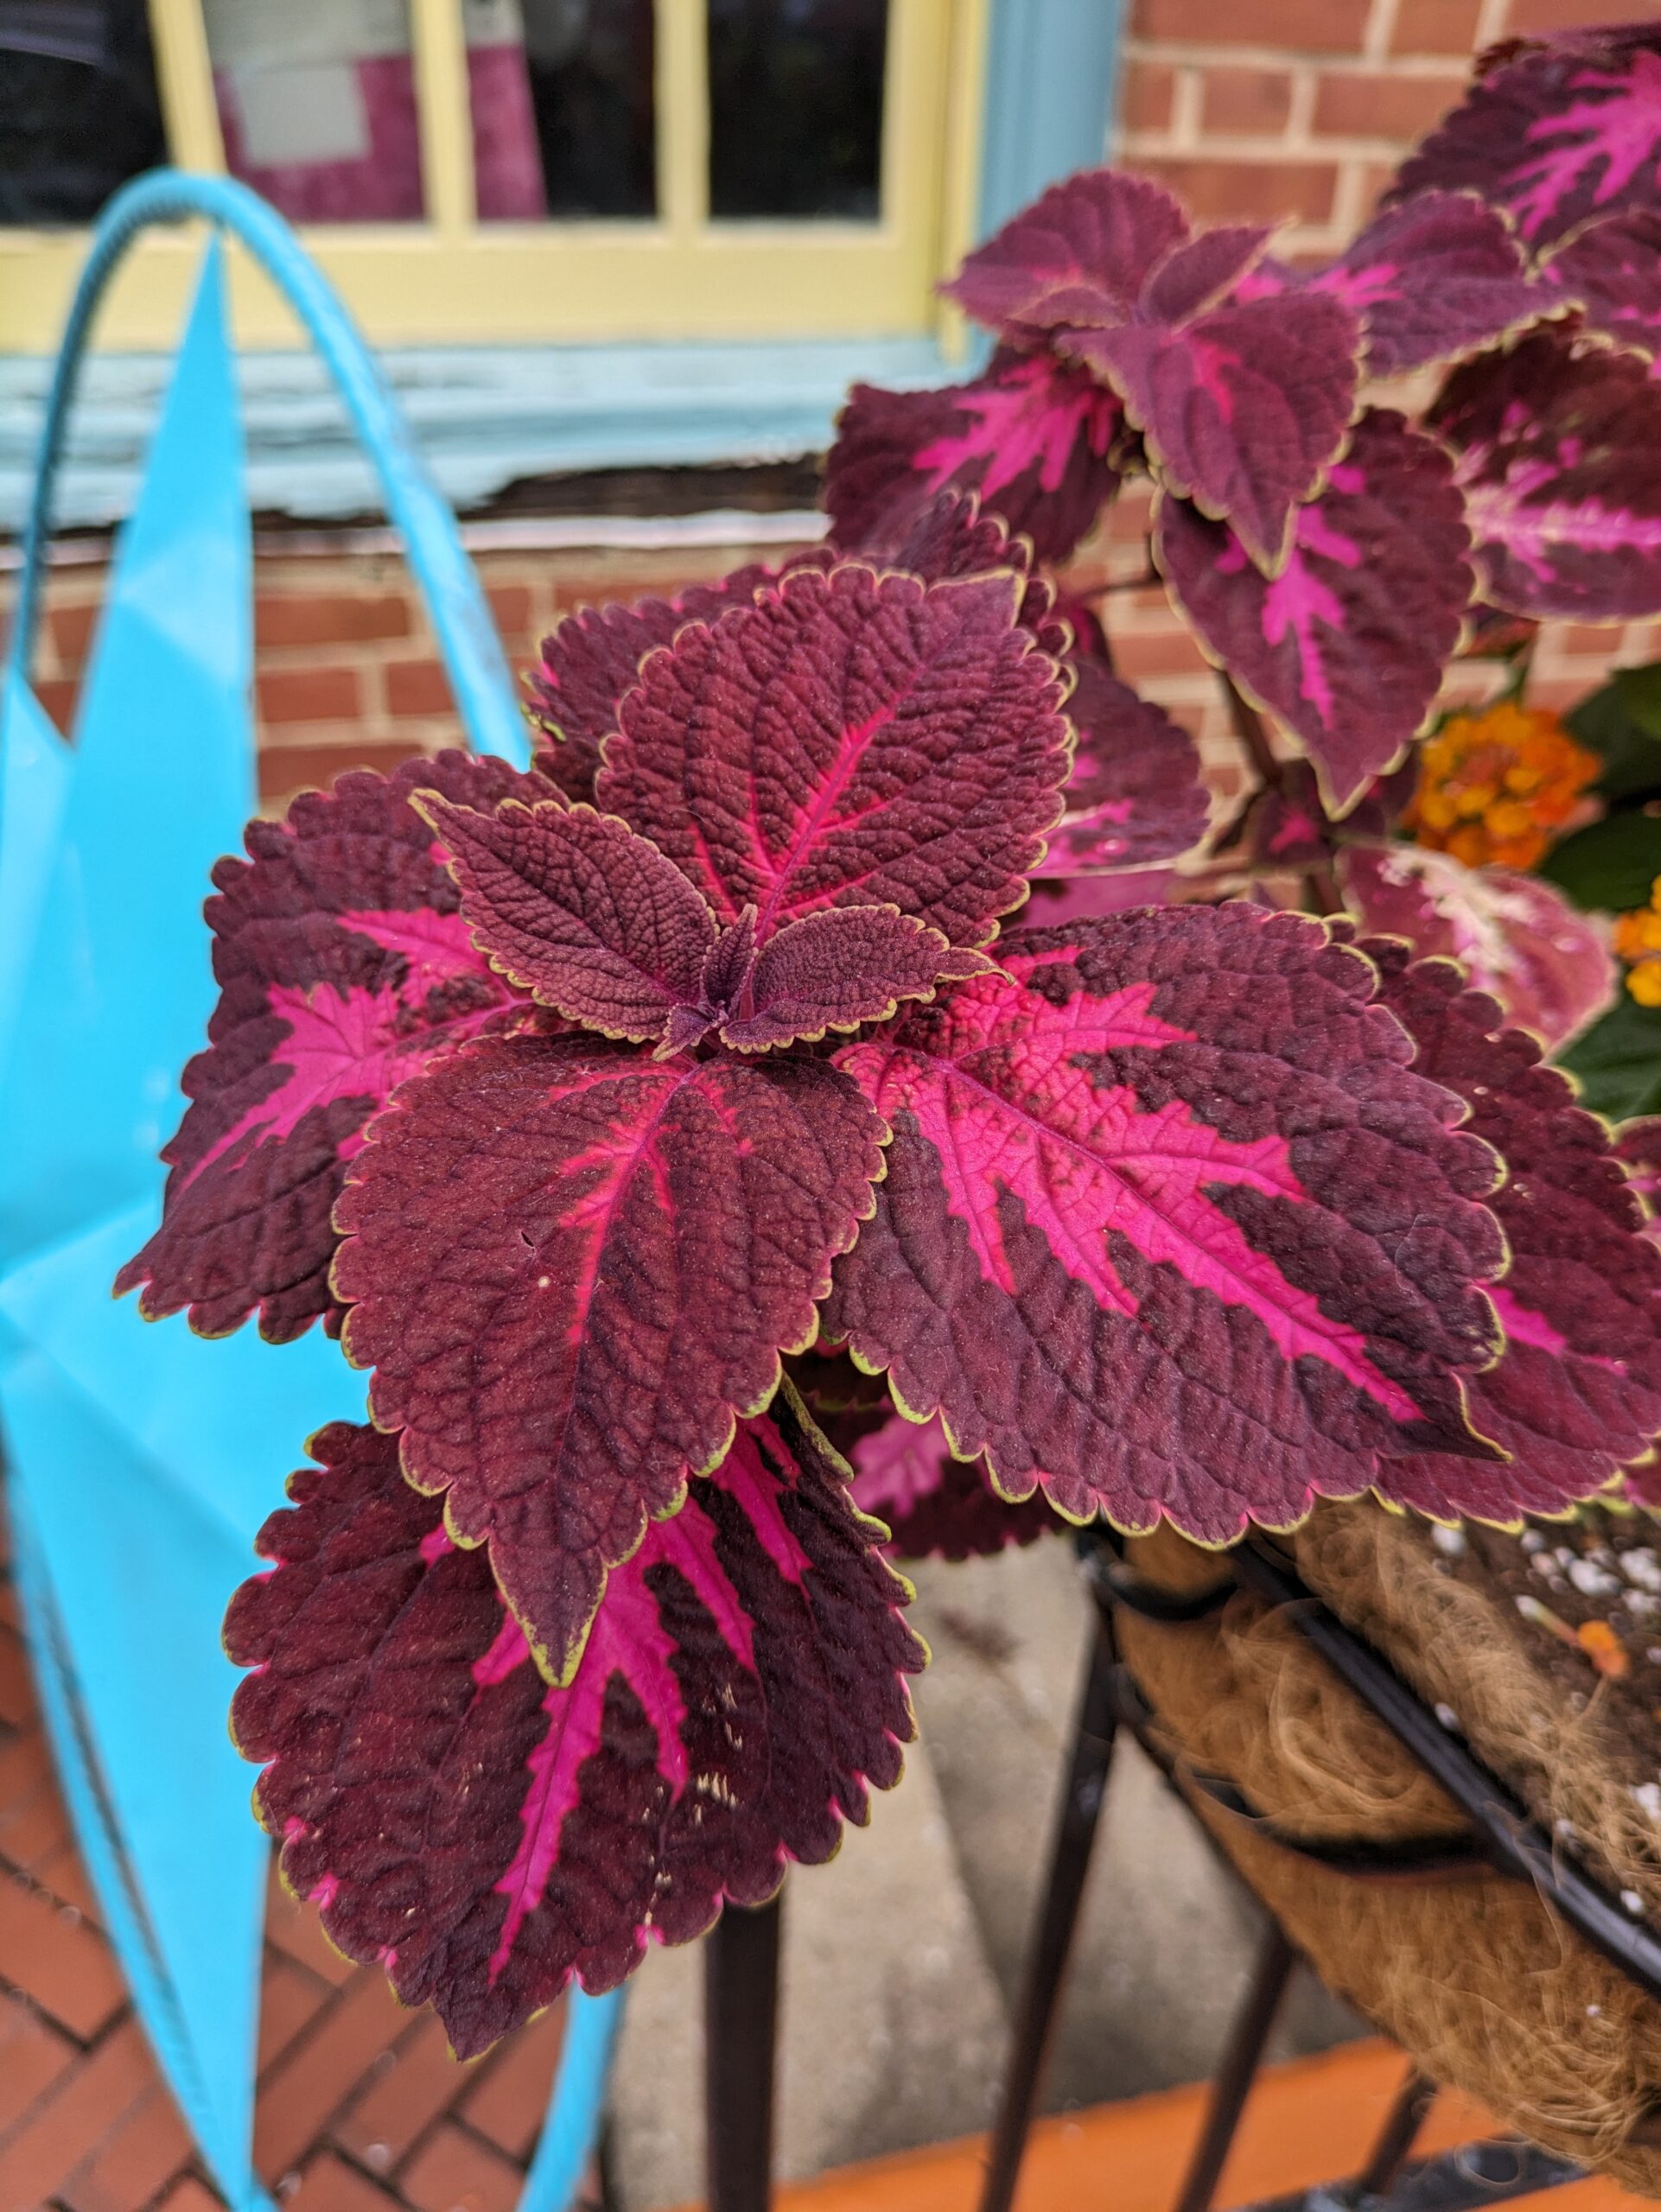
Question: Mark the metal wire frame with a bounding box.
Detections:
[975,1529,1661,2212]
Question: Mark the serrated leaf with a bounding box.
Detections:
[820,904,1506,1547]
[1428,327,1661,621]
[1559,990,1661,1122]
[528,557,833,804]
[1390,30,1661,252]
[1339,842,1614,1054]
[1568,660,1661,804]
[1157,410,1472,811]
[1541,209,1661,356]
[225,1395,923,2058]
[1140,225,1274,324]
[1046,658,1209,874]
[1537,807,1661,914]
[717,906,992,1052]
[1071,292,1360,572]
[414,795,717,1043]
[1355,940,1661,1518]
[942,168,1188,337]
[825,352,1123,568]
[837,487,1075,662]
[333,1031,887,1680]
[1247,193,1547,377]
[115,753,542,1342]
[597,562,1072,950]
[848,1411,1059,1561]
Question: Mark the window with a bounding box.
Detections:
[0,0,990,352]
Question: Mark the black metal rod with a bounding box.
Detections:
[978,1612,1120,2212]
[1353,2069,1437,2202]
[1172,1919,1299,2212]
[1233,1540,1661,2005]
[706,1891,783,2212]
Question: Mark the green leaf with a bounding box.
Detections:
[1568,663,1661,806]
[1537,808,1661,914]
[1558,991,1661,1122]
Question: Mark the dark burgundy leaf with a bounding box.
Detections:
[825,351,1123,568]
[1045,658,1209,874]
[942,167,1188,337]
[116,753,542,1343]
[848,1411,1059,1561]
[1072,292,1361,572]
[836,486,1075,660]
[1355,938,1661,1519]
[598,561,1072,950]
[1540,208,1661,354]
[1301,192,1546,376]
[1428,327,1661,620]
[1139,224,1274,325]
[415,794,717,1045]
[717,906,992,1052]
[333,1031,887,1681]
[226,1395,923,2057]
[820,903,1507,1548]
[1390,31,1661,252]
[529,556,834,804]
[1338,840,1615,1053]
[1157,410,1473,811]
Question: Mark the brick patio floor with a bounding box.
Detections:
[0,1508,601,2212]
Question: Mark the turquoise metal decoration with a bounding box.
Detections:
[0,171,621,2212]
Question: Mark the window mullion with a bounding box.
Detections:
[147,0,226,175]
[658,0,710,242]
[410,0,477,234]
[939,0,993,359]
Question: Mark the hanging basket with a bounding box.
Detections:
[1115,1503,1661,2194]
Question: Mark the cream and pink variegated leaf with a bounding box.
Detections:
[1339,841,1614,1053]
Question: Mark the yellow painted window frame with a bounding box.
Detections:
[0,0,990,353]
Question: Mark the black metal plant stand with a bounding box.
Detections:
[707,1894,785,2212]
[977,1529,1661,2212]
[702,1524,1661,2212]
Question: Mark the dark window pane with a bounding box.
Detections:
[202,0,425,223]
[708,0,886,220]
[473,0,655,221]
[0,2,167,226]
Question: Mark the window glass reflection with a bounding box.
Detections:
[468,0,656,222]
[707,0,887,220]
[202,0,424,222]
[0,2,168,226]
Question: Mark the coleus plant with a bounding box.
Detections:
[120,19,1661,2062]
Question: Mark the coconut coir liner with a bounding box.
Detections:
[1117,1506,1661,2193]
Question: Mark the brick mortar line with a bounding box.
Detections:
[1122,130,1422,158]
[1123,41,1487,72]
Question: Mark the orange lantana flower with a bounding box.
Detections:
[1614,878,1661,1006]
[1404,700,1601,871]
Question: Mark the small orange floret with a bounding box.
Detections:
[1405,701,1601,871]
[1576,1619,1631,1679]
[1614,876,1661,1006]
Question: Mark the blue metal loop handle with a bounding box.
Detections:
[5,168,621,2208]
[7,168,526,768]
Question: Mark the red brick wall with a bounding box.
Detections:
[1116,0,1630,255]
[28,518,1661,841]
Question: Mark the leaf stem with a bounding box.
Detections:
[1225,675,1283,793]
